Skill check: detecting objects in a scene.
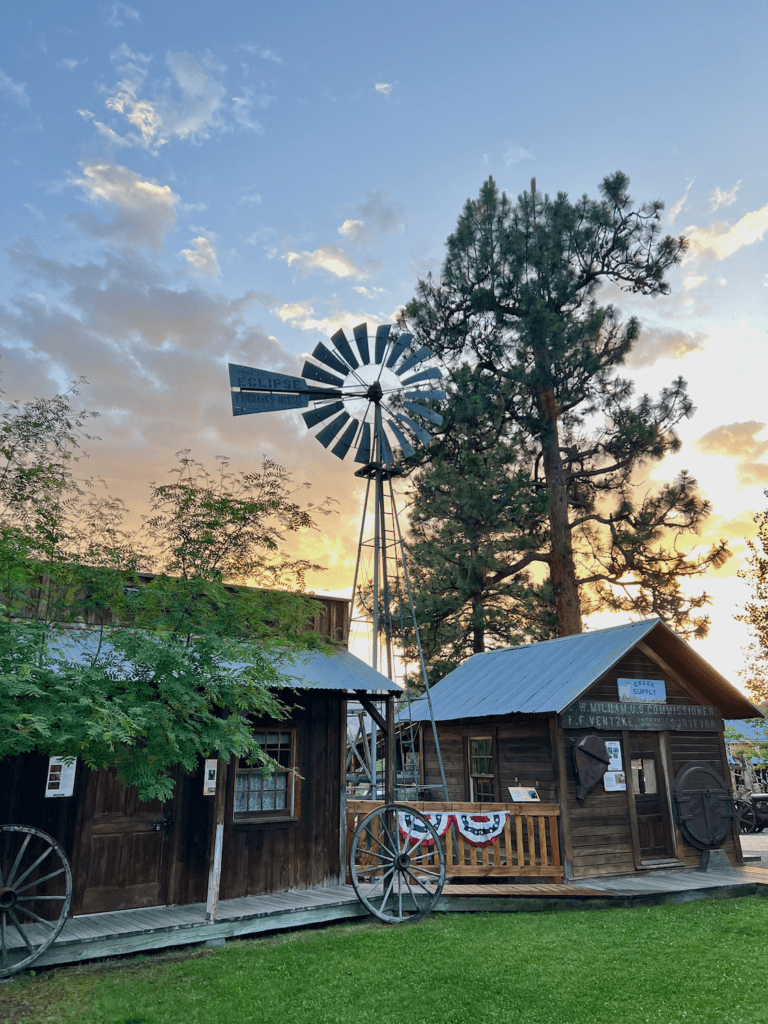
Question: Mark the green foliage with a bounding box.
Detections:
[738,494,768,703]
[0,382,333,800]
[404,174,728,638]
[401,367,557,684]
[5,899,768,1024]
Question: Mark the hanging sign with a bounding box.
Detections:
[45,756,77,798]
[618,678,667,703]
[203,759,218,796]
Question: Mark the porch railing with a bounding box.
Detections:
[346,800,563,883]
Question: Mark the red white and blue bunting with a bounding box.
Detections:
[397,811,509,848]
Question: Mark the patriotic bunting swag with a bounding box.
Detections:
[397,811,509,848]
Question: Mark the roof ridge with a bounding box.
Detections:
[481,617,662,657]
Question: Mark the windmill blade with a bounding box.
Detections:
[302,361,345,388]
[331,418,361,460]
[404,401,443,426]
[315,411,350,448]
[396,346,433,377]
[374,324,391,364]
[229,364,307,392]
[312,342,351,378]
[380,429,394,465]
[396,413,432,448]
[331,328,360,370]
[400,367,442,387]
[353,323,371,365]
[404,390,447,402]
[386,418,415,459]
[303,401,344,429]
[354,422,372,463]
[385,332,412,369]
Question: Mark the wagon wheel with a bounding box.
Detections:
[349,804,445,924]
[734,800,758,835]
[0,825,73,977]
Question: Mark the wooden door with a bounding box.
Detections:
[73,768,174,914]
[629,733,674,861]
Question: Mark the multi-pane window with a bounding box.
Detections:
[234,730,295,819]
[469,737,495,802]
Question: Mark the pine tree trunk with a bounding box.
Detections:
[540,398,583,636]
[472,594,485,653]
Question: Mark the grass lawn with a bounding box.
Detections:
[2,897,768,1024]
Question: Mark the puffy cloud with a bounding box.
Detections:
[668,179,694,225]
[104,2,142,28]
[626,328,706,367]
[337,192,405,247]
[683,274,708,290]
[684,204,768,261]
[180,236,220,277]
[236,44,283,64]
[504,143,534,166]
[70,162,179,250]
[282,245,365,279]
[694,421,768,488]
[709,181,740,210]
[0,68,30,107]
[374,83,392,95]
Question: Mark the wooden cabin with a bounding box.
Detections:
[0,595,400,916]
[409,619,762,880]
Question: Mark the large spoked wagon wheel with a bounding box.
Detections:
[349,804,446,924]
[0,825,73,977]
[734,800,758,835]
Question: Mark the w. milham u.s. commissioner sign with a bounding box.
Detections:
[562,701,723,732]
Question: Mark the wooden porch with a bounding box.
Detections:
[9,864,768,972]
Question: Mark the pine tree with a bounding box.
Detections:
[738,495,768,701]
[404,173,728,638]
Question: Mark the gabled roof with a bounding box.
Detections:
[408,618,762,722]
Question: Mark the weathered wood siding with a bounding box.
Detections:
[421,717,554,803]
[217,694,343,900]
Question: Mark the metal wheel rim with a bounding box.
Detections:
[349,803,445,924]
[0,825,73,977]
[735,801,758,835]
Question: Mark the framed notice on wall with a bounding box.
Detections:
[603,771,627,792]
[45,756,77,798]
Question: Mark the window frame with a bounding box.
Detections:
[232,728,298,824]
[467,735,496,803]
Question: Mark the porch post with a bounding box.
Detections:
[205,758,228,923]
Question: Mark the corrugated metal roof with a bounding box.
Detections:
[275,648,400,692]
[49,632,398,694]
[407,618,762,722]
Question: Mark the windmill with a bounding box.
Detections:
[229,322,450,922]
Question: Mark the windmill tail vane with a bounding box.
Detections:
[228,322,445,464]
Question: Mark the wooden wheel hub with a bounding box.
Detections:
[0,887,16,910]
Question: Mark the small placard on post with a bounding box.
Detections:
[508,786,540,802]
[204,759,218,796]
[45,756,77,798]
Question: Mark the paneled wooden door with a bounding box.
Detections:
[73,768,175,914]
[629,732,674,861]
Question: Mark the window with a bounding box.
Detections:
[234,730,296,820]
[468,737,495,802]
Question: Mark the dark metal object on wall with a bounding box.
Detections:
[672,761,734,849]
[571,734,610,801]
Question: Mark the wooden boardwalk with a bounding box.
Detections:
[13,864,768,971]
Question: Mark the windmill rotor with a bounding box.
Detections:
[229,323,445,465]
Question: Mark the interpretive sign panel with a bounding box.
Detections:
[45,756,77,797]
[563,700,722,732]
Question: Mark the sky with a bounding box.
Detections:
[1,0,766,690]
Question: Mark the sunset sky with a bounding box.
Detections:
[1,1,766,689]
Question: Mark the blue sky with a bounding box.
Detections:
[1,0,766,684]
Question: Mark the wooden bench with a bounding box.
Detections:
[347,800,563,883]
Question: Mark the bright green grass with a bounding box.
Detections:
[3,897,768,1024]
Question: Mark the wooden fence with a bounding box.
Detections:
[347,801,563,883]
